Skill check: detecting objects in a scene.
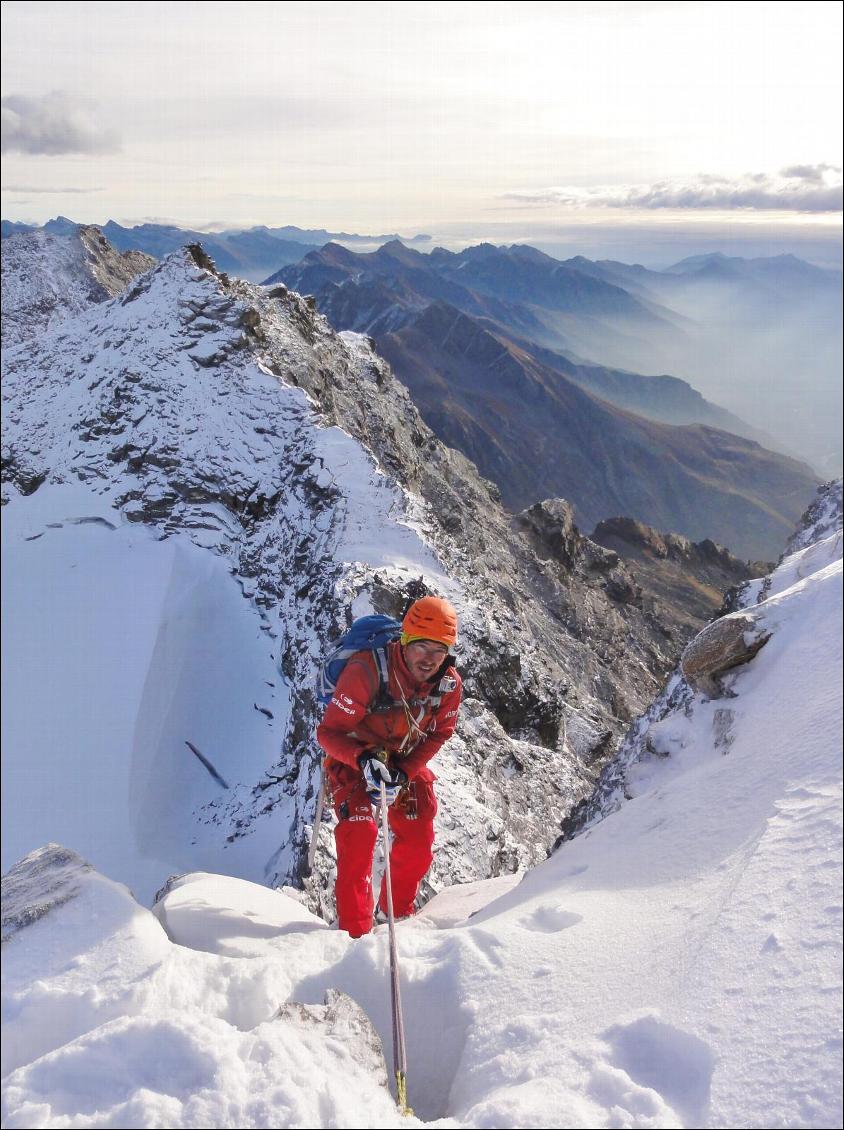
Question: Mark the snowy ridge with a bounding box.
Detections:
[783,477,843,556]
[4,243,653,911]
[1,226,154,347]
[2,509,841,1128]
[1,248,455,902]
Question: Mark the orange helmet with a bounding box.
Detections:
[401,596,458,649]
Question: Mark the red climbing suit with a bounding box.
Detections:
[316,639,463,937]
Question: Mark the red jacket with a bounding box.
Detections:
[317,640,462,780]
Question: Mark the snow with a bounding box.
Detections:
[3,522,841,1128]
[1,231,103,347]
[1,485,285,903]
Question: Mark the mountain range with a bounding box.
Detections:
[6,215,838,476]
[274,241,820,559]
[554,250,843,473]
[0,217,431,282]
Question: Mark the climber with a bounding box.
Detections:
[316,596,463,937]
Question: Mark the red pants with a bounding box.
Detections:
[329,767,437,938]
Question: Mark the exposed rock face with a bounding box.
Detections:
[559,477,842,843]
[1,226,155,346]
[513,499,765,691]
[1,844,92,942]
[3,238,696,914]
[516,498,582,570]
[591,516,764,649]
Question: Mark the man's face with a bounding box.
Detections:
[403,639,449,682]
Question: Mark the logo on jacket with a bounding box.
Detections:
[331,697,356,716]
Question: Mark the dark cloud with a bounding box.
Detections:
[781,163,842,184]
[1,92,119,155]
[502,171,843,213]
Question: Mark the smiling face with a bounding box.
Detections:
[402,639,450,682]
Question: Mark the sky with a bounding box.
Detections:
[1,1,842,261]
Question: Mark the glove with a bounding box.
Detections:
[359,752,407,806]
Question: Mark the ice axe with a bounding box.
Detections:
[378,774,413,1116]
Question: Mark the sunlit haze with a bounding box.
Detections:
[1,1,841,262]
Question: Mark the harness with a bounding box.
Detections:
[365,646,455,753]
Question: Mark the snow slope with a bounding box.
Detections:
[1,485,285,902]
[3,513,841,1129]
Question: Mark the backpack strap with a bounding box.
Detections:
[353,645,396,714]
[373,645,390,697]
[367,649,457,716]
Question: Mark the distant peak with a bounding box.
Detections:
[456,242,501,261]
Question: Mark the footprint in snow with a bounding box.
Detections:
[598,1012,715,1128]
[518,905,583,933]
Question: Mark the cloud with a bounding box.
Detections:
[1,184,103,194]
[502,169,843,213]
[1,92,120,155]
[780,163,842,184]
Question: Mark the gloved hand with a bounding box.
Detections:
[358,751,408,805]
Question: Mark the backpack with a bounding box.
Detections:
[316,615,403,707]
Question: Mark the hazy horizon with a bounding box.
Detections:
[4,213,842,272]
[2,1,841,259]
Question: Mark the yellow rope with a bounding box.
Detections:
[396,1071,414,1117]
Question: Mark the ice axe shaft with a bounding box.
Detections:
[379,780,412,1116]
[302,770,327,879]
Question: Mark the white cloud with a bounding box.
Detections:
[502,169,844,214]
[1,184,103,194]
[1,92,119,156]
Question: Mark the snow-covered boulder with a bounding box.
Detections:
[679,610,770,694]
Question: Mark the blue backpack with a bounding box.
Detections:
[316,615,403,707]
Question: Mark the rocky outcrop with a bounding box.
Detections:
[591,516,765,649]
[515,498,582,570]
[558,477,842,844]
[680,613,771,696]
[1,226,155,346]
[78,226,156,297]
[512,498,768,690]
[1,844,93,942]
